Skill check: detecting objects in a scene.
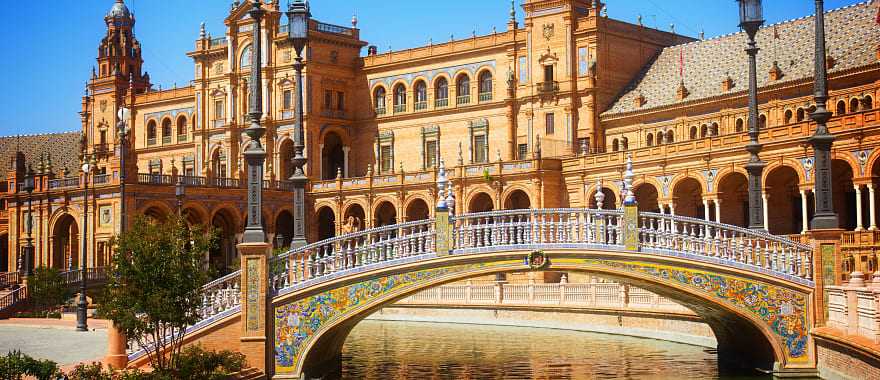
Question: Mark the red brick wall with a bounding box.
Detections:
[817,339,880,380]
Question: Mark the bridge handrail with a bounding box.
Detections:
[641,212,813,252]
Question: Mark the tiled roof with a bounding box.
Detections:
[0,132,82,181]
[603,2,880,116]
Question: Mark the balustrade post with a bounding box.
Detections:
[237,241,272,373]
[810,229,844,326]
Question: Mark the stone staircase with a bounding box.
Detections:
[230,368,265,379]
[0,272,26,319]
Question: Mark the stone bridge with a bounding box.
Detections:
[126,206,818,378]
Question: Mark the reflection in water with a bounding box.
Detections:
[338,320,773,380]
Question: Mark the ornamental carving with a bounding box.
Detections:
[542,23,554,40]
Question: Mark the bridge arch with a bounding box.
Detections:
[274,250,809,377]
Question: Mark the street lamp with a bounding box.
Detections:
[807,0,838,230]
[242,1,267,244]
[77,153,95,332]
[738,0,765,230]
[175,175,185,217]
[22,165,35,276]
[286,0,311,249]
[118,101,131,235]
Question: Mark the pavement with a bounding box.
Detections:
[0,316,108,366]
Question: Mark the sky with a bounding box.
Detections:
[0,0,865,137]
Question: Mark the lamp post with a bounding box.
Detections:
[808,0,838,230]
[118,103,130,235]
[77,153,95,332]
[242,1,267,244]
[286,0,311,249]
[23,165,35,276]
[175,175,185,217]
[738,0,765,230]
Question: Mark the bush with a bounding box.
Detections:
[0,351,60,380]
[28,267,72,316]
[66,347,245,380]
[14,311,61,319]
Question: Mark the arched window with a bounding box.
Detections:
[147,120,157,143]
[374,87,386,114]
[612,138,619,152]
[700,124,708,138]
[689,126,698,140]
[161,119,172,143]
[414,80,427,109]
[393,83,407,112]
[621,137,628,150]
[478,71,492,101]
[666,130,674,143]
[850,98,860,113]
[865,96,874,110]
[735,118,744,132]
[656,132,664,145]
[176,116,187,136]
[836,100,846,115]
[435,77,449,107]
[758,114,767,129]
[784,109,793,125]
[646,133,654,147]
[240,44,252,69]
[456,74,471,105]
[808,105,817,115]
[796,108,805,122]
[710,123,718,137]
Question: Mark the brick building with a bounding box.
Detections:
[2,0,879,280]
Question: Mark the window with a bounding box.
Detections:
[796,108,805,122]
[735,118,744,132]
[380,145,393,173]
[283,90,292,110]
[836,100,846,115]
[578,47,589,76]
[374,87,386,114]
[240,44,252,69]
[425,140,438,168]
[518,143,528,160]
[518,56,528,83]
[666,130,674,143]
[577,138,589,154]
[758,114,767,129]
[709,123,717,137]
[147,120,157,142]
[543,65,554,82]
[177,116,187,136]
[478,71,492,101]
[473,134,488,163]
[612,138,619,152]
[324,90,333,110]
[865,96,874,110]
[689,126,698,140]
[646,133,654,147]
[545,113,555,135]
[99,130,107,145]
[414,81,427,110]
[456,74,470,105]
[214,99,225,120]
[700,124,708,138]
[162,119,172,138]
[850,98,860,113]
[656,132,664,145]
[336,91,345,111]
[621,137,628,150]
[393,84,407,112]
[435,77,449,107]
[784,109,793,124]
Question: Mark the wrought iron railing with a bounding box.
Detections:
[209,37,226,48]
[0,286,26,313]
[212,177,240,189]
[375,107,386,115]
[435,98,449,108]
[138,173,173,185]
[178,134,188,143]
[179,176,207,187]
[393,104,406,113]
[48,177,80,190]
[456,95,471,105]
[92,174,110,185]
[0,272,20,289]
[478,92,492,102]
[414,101,427,111]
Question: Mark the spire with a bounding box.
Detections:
[351,14,358,28]
[509,0,516,21]
[199,22,206,39]
[436,159,448,209]
[623,153,636,206]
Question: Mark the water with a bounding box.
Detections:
[339,320,773,380]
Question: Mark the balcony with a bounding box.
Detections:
[281,110,294,120]
[209,37,226,48]
[147,138,157,146]
[212,177,240,188]
[178,134,188,143]
[456,95,471,105]
[537,81,559,94]
[92,174,110,185]
[479,92,492,102]
[212,120,225,129]
[393,104,406,114]
[435,98,449,108]
[414,101,427,111]
[375,107,386,116]
[179,175,206,187]
[48,177,80,190]
[162,136,172,144]
[138,173,173,185]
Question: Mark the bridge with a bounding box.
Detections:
[0,268,108,318]
[125,205,817,378]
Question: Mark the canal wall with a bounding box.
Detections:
[368,305,717,348]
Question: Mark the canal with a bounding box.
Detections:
[337,320,776,380]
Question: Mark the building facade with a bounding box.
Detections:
[2,0,880,282]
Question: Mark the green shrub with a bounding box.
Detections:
[29,267,72,315]
[65,347,245,380]
[0,351,60,380]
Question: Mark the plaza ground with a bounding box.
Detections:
[0,316,108,367]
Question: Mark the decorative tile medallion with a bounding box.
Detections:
[246,258,260,331]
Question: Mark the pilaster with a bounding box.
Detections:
[238,241,272,374]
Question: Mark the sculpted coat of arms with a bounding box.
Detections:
[542,23,554,40]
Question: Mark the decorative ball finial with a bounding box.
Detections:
[437,159,448,209]
[351,14,358,28]
[594,179,605,209]
[510,0,516,20]
[446,179,456,216]
[623,153,636,206]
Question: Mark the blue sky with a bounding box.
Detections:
[0,0,863,136]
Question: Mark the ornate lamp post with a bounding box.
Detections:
[808,0,838,230]
[117,105,130,234]
[241,1,268,244]
[175,176,185,217]
[738,0,766,230]
[22,165,35,276]
[286,1,311,249]
[77,153,95,332]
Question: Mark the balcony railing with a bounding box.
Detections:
[209,37,226,48]
[435,98,449,108]
[212,177,240,188]
[92,174,110,185]
[537,81,560,94]
[178,134,188,143]
[456,95,471,105]
[393,104,406,113]
[321,109,347,119]
[48,177,80,190]
[375,107,386,115]
[138,173,173,185]
[414,101,427,111]
[314,21,354,36]
[162,136,172,144]
[478,92,492,102]
[179,175,206,187]
[147,138,157,146]
[281,110,294,119]
[213,120,226,129]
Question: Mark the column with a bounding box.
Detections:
[800,189,809,234]
[855,184,864,231]
[870,185,877,231]
[342,146,350,178]
[714,199,722,224]
[104,322,128,369]
[703,199,710,221]
[762,192,769,230]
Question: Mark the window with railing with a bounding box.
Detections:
[414,81,427,111]
[282,89,292,110]
[393,84,407,113]
[435,77,449,108]
[374,87,386,115]
[147,120,157,145]
[456,74,470,105]
[478,71,492,102]
[379,145,393,173]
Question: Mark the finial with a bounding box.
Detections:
[446,179,456,216]
[602,7,607,17]
[232,0,240,10]
[38,153,46,174]
[351,14,358,28]
[699,29,705,40]
[510,0,516,20]
[496,148,502,162]
[594,179,605,209]
[399,161,404,174]
[623,153,636,206]
[429,37,433,46]
[200,22,206,39]
[450,34,454,42]
[84,82,89,98]
[670,24,675,34]
[336,166,342,179]
[437,160,448,209]
[472,28,477,38]
[637,15,642,26]
[46,153,53,172]
[581,139,589,156]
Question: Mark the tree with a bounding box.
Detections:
[99,215,216,371]
[28,267,71,316]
